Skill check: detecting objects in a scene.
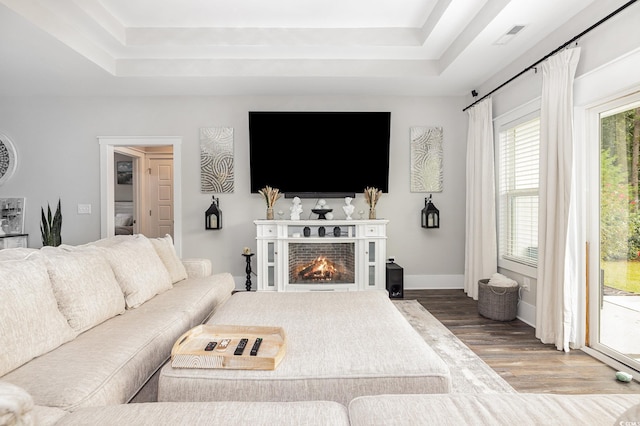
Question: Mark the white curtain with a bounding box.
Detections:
[464,98,497,300]
[536,47,581,351]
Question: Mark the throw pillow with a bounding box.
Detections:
[149,234,188,284]
[0,256,77,376]
[82,234,133,248]
[41,246,126,333]
[0,248,37,261]
[99,235,173,308]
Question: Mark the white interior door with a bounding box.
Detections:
[147,155,174,238]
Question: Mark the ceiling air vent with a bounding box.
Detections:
[494,25,526,45]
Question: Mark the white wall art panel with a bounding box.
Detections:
[200,127,234,193]
[410,126,443,192]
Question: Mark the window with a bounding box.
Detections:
[497,115,540,268]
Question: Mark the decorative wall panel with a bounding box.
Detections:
[200,127,234,193]
[410,126,443,192]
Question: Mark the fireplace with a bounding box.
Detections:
[254,219,387,292]
[289,242,355,285]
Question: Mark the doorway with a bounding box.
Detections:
[114,150,138,236]
[588,93,640,373]
[99,136,183,255]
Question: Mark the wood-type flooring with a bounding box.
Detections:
[406,289,640,394]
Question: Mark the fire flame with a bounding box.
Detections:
[299,256,337,281]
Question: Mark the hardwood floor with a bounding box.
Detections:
[405,289,640,394]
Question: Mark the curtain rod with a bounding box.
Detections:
[462,0,638,112]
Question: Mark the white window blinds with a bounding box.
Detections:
[498,116,540,268]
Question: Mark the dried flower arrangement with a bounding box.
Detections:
[364,187,382,219]
[364,187,382,208]
[258,185,281,208]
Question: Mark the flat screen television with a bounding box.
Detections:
[249,111,391,198]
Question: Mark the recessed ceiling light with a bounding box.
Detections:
[494,25,526,45]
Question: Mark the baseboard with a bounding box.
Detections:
[404,274,464,290]
[233,274,466,291]
[516,299,536,327]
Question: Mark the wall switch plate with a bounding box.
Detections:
[522,277,531,291]
[77,204,91,215]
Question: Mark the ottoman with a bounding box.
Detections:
[158,290,451,405]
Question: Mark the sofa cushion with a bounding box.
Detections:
[347,393,640,426]
[98,235,172,309]
[33,405,68,426]
[56,401,350,426]
[149,234,188,284]
[41,246,126,333]
[0,255,77,376]
[143,272,235,328]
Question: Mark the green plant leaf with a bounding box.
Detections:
[41,198,62,247]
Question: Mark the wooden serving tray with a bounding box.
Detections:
[170,324,286,370]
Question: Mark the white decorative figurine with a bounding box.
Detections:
[290,197,303,220]
[343,197,354,220]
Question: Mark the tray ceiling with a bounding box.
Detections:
[0,0,601,96]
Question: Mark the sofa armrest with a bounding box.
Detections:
[181,258,212,279]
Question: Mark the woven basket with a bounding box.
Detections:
[477,279,518,321]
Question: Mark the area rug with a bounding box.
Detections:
[393,299,516,394]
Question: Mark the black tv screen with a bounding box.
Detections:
[249,111,391,198]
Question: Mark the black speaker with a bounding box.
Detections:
[385,262,404,299]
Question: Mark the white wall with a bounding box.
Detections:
[0,95,468,286]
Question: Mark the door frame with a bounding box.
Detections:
[98,136,183,256]
[582,91,640,374]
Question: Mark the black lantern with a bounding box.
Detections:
[421,194,439,229]
[205,196,222,230]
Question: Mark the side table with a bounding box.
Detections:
[0,233,28,249]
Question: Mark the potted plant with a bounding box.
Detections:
[41,198,62,246]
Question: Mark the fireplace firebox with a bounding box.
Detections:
[289,242,355,284]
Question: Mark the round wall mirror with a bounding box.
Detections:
[0,134,17,186]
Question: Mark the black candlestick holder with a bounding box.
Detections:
[242,253,255,291]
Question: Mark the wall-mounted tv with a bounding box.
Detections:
[249,111,391,198]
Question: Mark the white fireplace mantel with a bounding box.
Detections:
[254,219,388,292]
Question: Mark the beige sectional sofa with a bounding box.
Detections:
[3,379,639,425]
[1,235,638,425]
[0,234,235,424]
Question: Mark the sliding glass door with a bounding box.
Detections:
[590,94,640,372]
